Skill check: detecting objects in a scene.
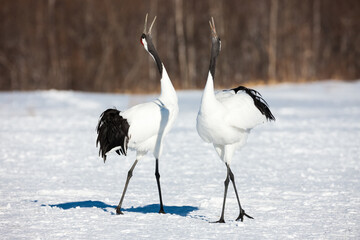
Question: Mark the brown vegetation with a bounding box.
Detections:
[0,0,359,92]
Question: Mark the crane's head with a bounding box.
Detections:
[209,17,221,56]
[140,13,157,52]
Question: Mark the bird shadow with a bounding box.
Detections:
[41,200,198,217]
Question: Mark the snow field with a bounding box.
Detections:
[0,81,359,239]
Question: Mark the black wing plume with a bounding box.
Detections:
[232,86,275,121]
[96,108,130,162]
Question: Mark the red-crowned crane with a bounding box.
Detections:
[96,14,178,215]
[196,18,275,223]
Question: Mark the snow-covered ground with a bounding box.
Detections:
[1,81,359,239]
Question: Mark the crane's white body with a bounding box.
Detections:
[120,66,178,159]
[197,73,266,164]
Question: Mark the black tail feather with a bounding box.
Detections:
[231,86,275,121]
[96,108,130,162]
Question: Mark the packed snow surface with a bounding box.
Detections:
[1,81,359,239]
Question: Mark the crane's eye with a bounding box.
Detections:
[140,33,147,46]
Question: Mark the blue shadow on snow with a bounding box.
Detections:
[42,200,198,217]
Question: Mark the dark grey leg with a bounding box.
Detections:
[228,165,253,221]
[155,158,165,214]
[116,159,138,215]
[214,165,230,223]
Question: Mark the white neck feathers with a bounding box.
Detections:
[200,71,217,112]
[159,64,177,106]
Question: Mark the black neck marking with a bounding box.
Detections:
[209,38,220,79]
[209,56,217,79]
[146,35,163,76]
[149,49,163,76]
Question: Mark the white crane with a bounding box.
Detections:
[96,14,178,215]
[196,18,275,223]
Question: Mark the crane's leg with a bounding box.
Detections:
[155,158,165,214]
[227,165,254,221]
[116,159,138,215]
[214,166,230,223]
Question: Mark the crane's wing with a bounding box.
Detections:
[216,86,275,130]
[121,100,169,144]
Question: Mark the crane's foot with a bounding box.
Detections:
[159,208,166,214]
[236,209,253,222]
[213,219,225,223]
[211,217,225,223]
[116,207,124,215]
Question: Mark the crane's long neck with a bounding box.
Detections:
[159,64,177,106]
[149,48,163,76]
[148,43,177,106]
[209,51,217,80]
[200,41,219,112]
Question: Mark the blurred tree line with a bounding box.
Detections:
[0,0,359,92]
